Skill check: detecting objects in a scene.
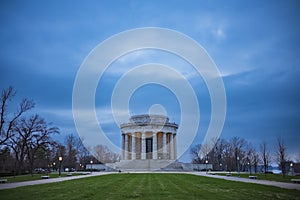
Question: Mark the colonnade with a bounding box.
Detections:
[122,132,177,160]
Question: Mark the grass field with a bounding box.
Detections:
[1,173,299,200]
[215,172,299,183]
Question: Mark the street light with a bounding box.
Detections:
[90,160,93,174]
[247,162,250,175]
[290,162,294,176]
[58,156,63,177]
[205,160,208,174]
[237,156,240,177]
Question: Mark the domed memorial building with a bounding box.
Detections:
[108,114,179,171]
[103,114,211,171]
[120,114,178,161]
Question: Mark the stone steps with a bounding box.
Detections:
[113,160,175,171]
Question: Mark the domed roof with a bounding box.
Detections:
[120,114,178,129]
[130,114,169,124]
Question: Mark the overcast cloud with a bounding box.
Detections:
[1,0,299,162]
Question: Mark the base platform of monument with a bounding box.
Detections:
[108,160,176,171]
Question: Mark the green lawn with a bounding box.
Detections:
[1,172,83,183]
[1,173,299,200]
[215,172,299,183]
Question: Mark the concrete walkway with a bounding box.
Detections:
[0,172,115,190]
[1,171,299,191]
[188,172,300,191]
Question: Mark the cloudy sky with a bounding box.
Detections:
[1,0,299,162]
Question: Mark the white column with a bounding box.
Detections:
[152,132,157,159]
[122,134,125,160]
[141,132,146,159]
[162,132,167,159]
[125,134,129,160]
[170,133,174,160]
[131,133,136,160]
[173,134,177,160]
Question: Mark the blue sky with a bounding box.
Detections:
[1,0,300,162]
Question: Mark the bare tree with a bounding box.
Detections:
[76,137,91,169]
[93,144,120,163]
[253,153,260,174]
[275,136,288,177]
[207,138,222,169]
[190,136,272,174]
[245,143,255,175]
[223,140,234,171]
[25,115,59,175]
[53,143,67,170]
[34,145,53,170]
[190,144,201,164]
[230,137,247,171]
[0,146,14,173]
[0,86,35,145]
[190,141,215,165]
[215,139,228,171]
[260,141,271,175]
[65,134,79,170]
[8,125,30,175]
[9,114,58,175]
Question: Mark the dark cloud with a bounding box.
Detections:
[1,1,300,161]
[222,67,300,154]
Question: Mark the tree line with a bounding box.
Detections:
[190,136,296,176]
[0,86,120,175]
[1,86,297,176]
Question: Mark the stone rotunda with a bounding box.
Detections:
[105,114,210,171]
[120,114,178,161]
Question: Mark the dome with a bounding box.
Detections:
[129,114,169,124]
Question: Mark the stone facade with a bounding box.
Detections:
[120,114,178,161]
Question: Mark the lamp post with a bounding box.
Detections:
[290,162,293,176]
[205,152,209,174]
[247,162,250,175]
[90,160,93,174]
[58,156,63,177]
[53,162,56,172]
[237,156,240,177]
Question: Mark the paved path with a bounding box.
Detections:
[187,172,300,191]
[1,171,299,191]
[0,172,115,190]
